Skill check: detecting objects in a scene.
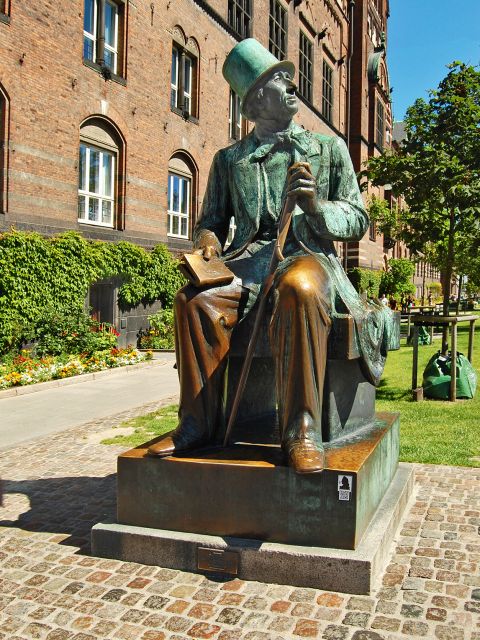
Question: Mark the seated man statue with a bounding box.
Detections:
[149,38,391,473]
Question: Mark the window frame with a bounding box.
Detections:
[0,0,10,22]
[269,0,287,61]
[82,0,126,80]
[228,90,246,141]
[0,86,9,213]
[228,0,252,39]
[78,142,116,228]
[170,43,198,120]
[376,99,385,149]
[103,0,119,74]
[298,31,313,104]
[167,171,191,240]
[322,59,334,123]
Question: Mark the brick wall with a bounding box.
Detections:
[0,0,391,271]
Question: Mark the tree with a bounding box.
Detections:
[363,62,480,323]
[379,258,415,301]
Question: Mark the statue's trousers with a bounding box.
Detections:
[173,255,332,445]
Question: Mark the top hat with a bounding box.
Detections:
[222,38,295,121]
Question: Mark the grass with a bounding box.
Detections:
[102,326,480,467]
[101,404,178,447]
[377,324,480,467]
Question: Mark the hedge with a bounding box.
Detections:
[0,229,185,354]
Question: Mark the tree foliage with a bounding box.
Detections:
[347,267,382,299]
[363,62,480,313]
[379,258,416,300]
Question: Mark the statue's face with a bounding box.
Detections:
[255,70,298,121]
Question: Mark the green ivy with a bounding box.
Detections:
[0,229,185,354]
[347,267,382,299]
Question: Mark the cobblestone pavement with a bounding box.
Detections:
[0,402,479,640]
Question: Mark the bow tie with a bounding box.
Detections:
[251,131,309,162]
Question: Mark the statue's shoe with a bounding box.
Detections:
[148,422,206,457]
[285,438,325,474]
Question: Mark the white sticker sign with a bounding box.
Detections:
[338,474,353,501]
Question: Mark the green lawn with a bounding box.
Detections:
[377,324,480,467]
[103,325,480,467]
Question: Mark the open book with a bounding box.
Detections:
[179,253,235,288]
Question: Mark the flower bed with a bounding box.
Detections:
[0,347,153,390]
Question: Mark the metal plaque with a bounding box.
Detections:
[197,547,239,575]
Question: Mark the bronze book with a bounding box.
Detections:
[179,253,235,288]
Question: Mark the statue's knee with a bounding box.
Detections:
[277,262,330,303]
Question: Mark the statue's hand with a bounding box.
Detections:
[193,244,220,261]
[287,162,317,216]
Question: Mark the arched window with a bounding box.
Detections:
[167,153,197,240]
[170,29,200,120]
[0,84,9,214]
[78,117,125,228]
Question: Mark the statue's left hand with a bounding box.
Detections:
[287,162,317,216]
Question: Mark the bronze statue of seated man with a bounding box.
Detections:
[149,38,391,474]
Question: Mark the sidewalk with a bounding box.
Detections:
[0,398,479,640]
[0,354,179,450]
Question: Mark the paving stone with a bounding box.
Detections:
[426,607,447,621]
[350,632,385,640]
[267,615,295,632]
[434,625,465,640]
[322,625,351,640]
[343,611,370,627]
[292,618,320,637]
[370,615,400,631]
[186,622,222,638]
[216,607,244,625]
[317,593,345,607]
[400,604,423,618]
[143,595,170,610]
[401,620,430,636]
[187,603,217,620]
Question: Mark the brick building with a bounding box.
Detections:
[0,0,396,317]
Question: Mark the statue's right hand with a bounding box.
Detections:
[193,245,219,261]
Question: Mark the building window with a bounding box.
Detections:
[0,85,8,213]
[78,117,125,229]
[1,0,10,20]
[171,44,198,118]
[228,0,251,39]
[168,173,190,238]
[269,0,287,60]
[78,144,115,227]
[298,32,313,103]
[83,0,125,77]
[167,154,197,240]
[322,60,334,123]
[226,217,237,247]
[376,99,385,149]
[229,90,246,141]
[369,220,376,241]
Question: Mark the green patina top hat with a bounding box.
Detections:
[222,38,295,120]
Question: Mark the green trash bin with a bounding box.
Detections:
[422,350,477,400]
[407,325,431,345]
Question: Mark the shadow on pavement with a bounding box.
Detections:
[0,474,117,553]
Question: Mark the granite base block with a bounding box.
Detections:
[92,463,413,594]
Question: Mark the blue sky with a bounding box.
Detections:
[387,0,480,122]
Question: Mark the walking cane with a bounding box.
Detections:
[223,151,302,447]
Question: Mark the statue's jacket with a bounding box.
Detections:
[194,123,395,385]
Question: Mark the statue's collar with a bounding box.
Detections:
[250,123,310,161]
